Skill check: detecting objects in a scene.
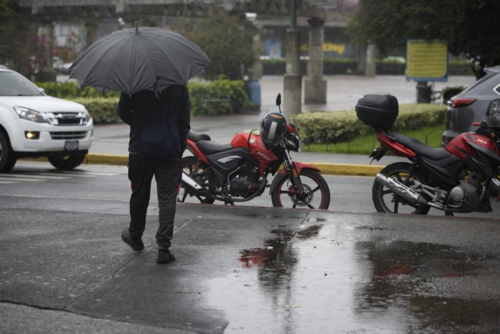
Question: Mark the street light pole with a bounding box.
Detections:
[284,0,302,116]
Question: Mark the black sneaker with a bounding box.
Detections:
[121,228,144,252]
[157,249,176,264]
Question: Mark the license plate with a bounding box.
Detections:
[64,141,79,151]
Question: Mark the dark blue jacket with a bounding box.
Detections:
[117,85,191,154]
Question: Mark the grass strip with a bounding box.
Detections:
[302,125,445,154]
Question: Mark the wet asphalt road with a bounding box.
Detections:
[0,161,500,333]
[2,161,499,218]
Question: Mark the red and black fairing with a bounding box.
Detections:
[186,138,210,165]
[374,131,416,159]
[186,135,248,186]
[231,131,279,175]
[186,131,281,188]
[374,129,500,187]
[445,132,500,179]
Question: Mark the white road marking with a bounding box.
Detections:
[0,177,42,182]
[3,163,128,185]
[0,173,68,180]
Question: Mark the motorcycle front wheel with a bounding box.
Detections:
[372,162,430,215]
[179,156,215,204]
[271,169,330,210]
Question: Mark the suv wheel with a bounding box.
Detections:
[0,131,17,173]
[48,153,86,170]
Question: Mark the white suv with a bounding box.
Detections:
[0,66,93,172]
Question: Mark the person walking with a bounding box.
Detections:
[118,85,190,264]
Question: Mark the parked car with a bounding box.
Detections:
[59,62,73,75]
[442,66,500,192]
[442,66,500,146]
[0,66,93,172]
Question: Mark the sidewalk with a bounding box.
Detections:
[90,117,405,176]
[88,75,474,170]
[91,116,404,166]
[1,200,499,333]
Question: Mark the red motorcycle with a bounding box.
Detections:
[179,94,330,209]
[356,94,500,216]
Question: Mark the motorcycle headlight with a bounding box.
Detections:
[285,132,302,152]
[13,106,48,123]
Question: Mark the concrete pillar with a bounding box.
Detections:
[356,46,366,74]
[116,0,128,14]
[246,28,263,110]
[35,23,56,82]
[365,44,376,77]
[284,28,302,116]
[32,3,43,14]
[304,17,326,104]
[416,81,431,103]
[249,31,263,80]
[85,21,99,49]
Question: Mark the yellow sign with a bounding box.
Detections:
[406,40,447,81]
[300,43,345,55]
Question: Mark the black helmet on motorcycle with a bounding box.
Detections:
[486,99,500,131]
[260,112,287,148]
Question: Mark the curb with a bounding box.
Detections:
[84,153,128,166]
[23,154,384,176]
[309,163,384,176]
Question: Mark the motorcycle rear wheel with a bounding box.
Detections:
[179,156,215,204]
[271,169,330,210]
[372,162,430,215]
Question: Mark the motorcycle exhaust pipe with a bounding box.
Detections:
[375,173,429,206]
[181,172,213,197]
[182,172,203,190]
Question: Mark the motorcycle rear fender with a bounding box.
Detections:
[369,147,387,163]
[270,163,321,195]
[187,138,210,165]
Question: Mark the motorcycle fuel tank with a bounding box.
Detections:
[231,130,278,172]
[445,133,499,159]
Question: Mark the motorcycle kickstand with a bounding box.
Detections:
[445,211,454,217]
[224,200,235,206]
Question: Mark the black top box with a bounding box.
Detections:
[355,94,399,129]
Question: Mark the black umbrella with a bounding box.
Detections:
[69,22,211,95]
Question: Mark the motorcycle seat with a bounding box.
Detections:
[387,131,451,160]
[197,140,233,155]
[188,131,211,142]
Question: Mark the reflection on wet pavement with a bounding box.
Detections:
[356,241,500,333]
[206,223,500,334]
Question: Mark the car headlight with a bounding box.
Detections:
[13,106,48,123]
[83,108,92,125]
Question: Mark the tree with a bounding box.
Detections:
[172,14,256,80]
[348,0,500,79]
[0,0,38,78]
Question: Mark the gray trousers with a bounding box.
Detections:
[128,151,181,249]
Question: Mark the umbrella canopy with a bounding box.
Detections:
[69,23,211,95]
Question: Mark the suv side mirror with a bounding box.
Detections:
[276,93,281,106]
[37,87,46,94]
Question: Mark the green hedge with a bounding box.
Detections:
[38,77,249,118]
[442,86,465,103]
[70,98,120,124]
[262,58,358,75]
[292,104,446,145]
[261,58,473,76]
[36,82,120,98]
[188,76,249,116]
